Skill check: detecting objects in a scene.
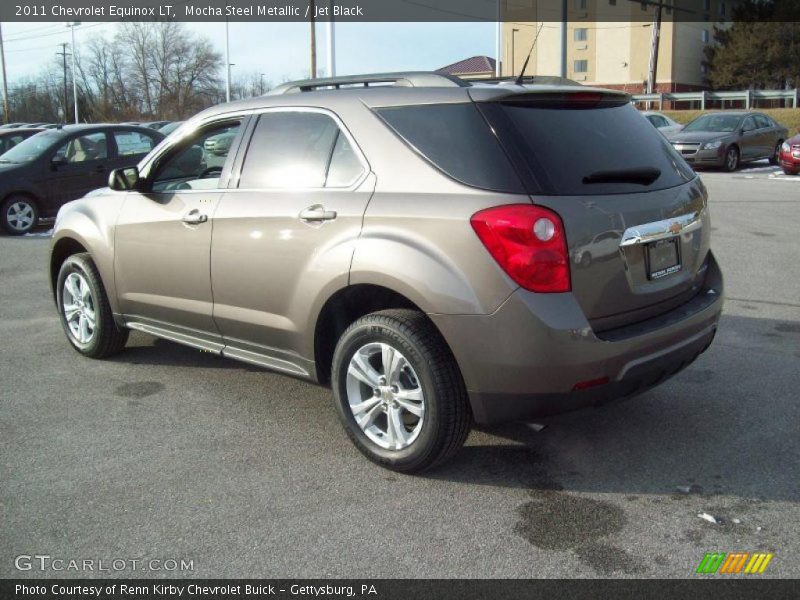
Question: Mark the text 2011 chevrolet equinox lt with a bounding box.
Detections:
[50,73,723,472]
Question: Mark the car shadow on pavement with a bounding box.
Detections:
[424,314,800,504]
[108,335,263,372]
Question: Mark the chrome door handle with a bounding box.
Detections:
[299,205,337,222]
[182,209,208,225]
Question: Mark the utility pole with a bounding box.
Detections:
[57,43,70,123]
[646,4,662,95]
[67,22,80,124]
[326,0,336,78]
[309,0,317,78]
[0,23,10,124]
[559,0,567,78]
[495,0,502,77]
[260,73,266,95]
[224,19,231,102]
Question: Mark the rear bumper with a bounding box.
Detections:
[430,252,724,425]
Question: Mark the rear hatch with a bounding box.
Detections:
[476,90,710,331]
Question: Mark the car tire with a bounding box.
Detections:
[723,145,739,172]
[56,253,129,358]
[782,167,798,176]
[769,140,782,166]
[331,309,471,473]
[1,195,39,235]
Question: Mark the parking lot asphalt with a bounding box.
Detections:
[1,169,799,579]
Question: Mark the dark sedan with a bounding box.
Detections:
[667,111,788,172]
[0,125,164,235]
[0,128,44,154]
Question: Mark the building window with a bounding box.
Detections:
[575,0,587,9]
[641,2,648,10]
[701,29,709,43]
[574,60,588,73]
[720,2,726,15]
[574,28,588,42]
[703,0,710,9]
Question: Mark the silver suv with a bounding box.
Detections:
[50,73,724,472]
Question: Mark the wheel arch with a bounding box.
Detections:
[313,283,455,386]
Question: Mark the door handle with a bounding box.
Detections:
[182,209,208,225]
[299,205,337,222]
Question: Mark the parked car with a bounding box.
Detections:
[203,129,237,156]
[49,73,723,472]
[667,111,787,171]
[158,121,185,136]
[144,120,170,130]
[0,124,163,234]
[0,122,29,129]
[0,128,44,154]
[778,128,800,175]
[642,111,683,136]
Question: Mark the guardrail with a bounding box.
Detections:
[631,89,799,110]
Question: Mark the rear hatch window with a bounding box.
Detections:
[479,94,695,195]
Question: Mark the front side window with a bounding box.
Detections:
[114,130,158,156]
[754,115,772,129]
[56,133,108,163]
[238,111,362,189]
[150,120,241,192]
[742,116,756,132]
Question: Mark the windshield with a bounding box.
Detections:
[683,114,743,133]
[0,131,58,163]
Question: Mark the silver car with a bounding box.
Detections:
[50,72,724,472]
[668,111,788,171]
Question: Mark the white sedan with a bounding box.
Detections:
[642,111,684,136]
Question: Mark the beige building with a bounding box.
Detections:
[502,1,737,92]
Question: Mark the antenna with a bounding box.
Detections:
[515,23,544,86]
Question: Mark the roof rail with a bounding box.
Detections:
[479,75,583,87]
[267,72,471,95]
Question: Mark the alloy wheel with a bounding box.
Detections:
[345,342,425,451]
[726,147,738,171]
[6,200,35,233]
[62,272,96,344]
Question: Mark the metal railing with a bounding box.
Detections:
[631,89,799,110]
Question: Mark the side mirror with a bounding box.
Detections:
[50,156,66,170]
[109,166,140,191]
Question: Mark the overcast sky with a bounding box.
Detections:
[1,21,496,88]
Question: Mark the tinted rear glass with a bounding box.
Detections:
[375,103,524,193]
[481,100,695,195]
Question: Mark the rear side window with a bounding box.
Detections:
[375,103,525,193]
[481,99,695,195]
[239,111,362,189]
[114,130,157,156]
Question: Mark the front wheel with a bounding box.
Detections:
[56,253,129,358]
[769,140,783,166]
[331,309,471,472]
[1,195,38,235]
[723,146,740,172]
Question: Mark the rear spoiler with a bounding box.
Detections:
[469,86,631,107]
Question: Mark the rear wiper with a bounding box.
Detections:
[582,167,661,186]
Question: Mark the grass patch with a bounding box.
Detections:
[660,108,800,134]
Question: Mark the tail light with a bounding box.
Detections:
[471,204,571,293]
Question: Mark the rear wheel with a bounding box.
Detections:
[331,309,471,472]
[1,195,38,235]
[56,253,129,358]
[723,145,739,172]
[783,167,798,176]
[769,140,783,166]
